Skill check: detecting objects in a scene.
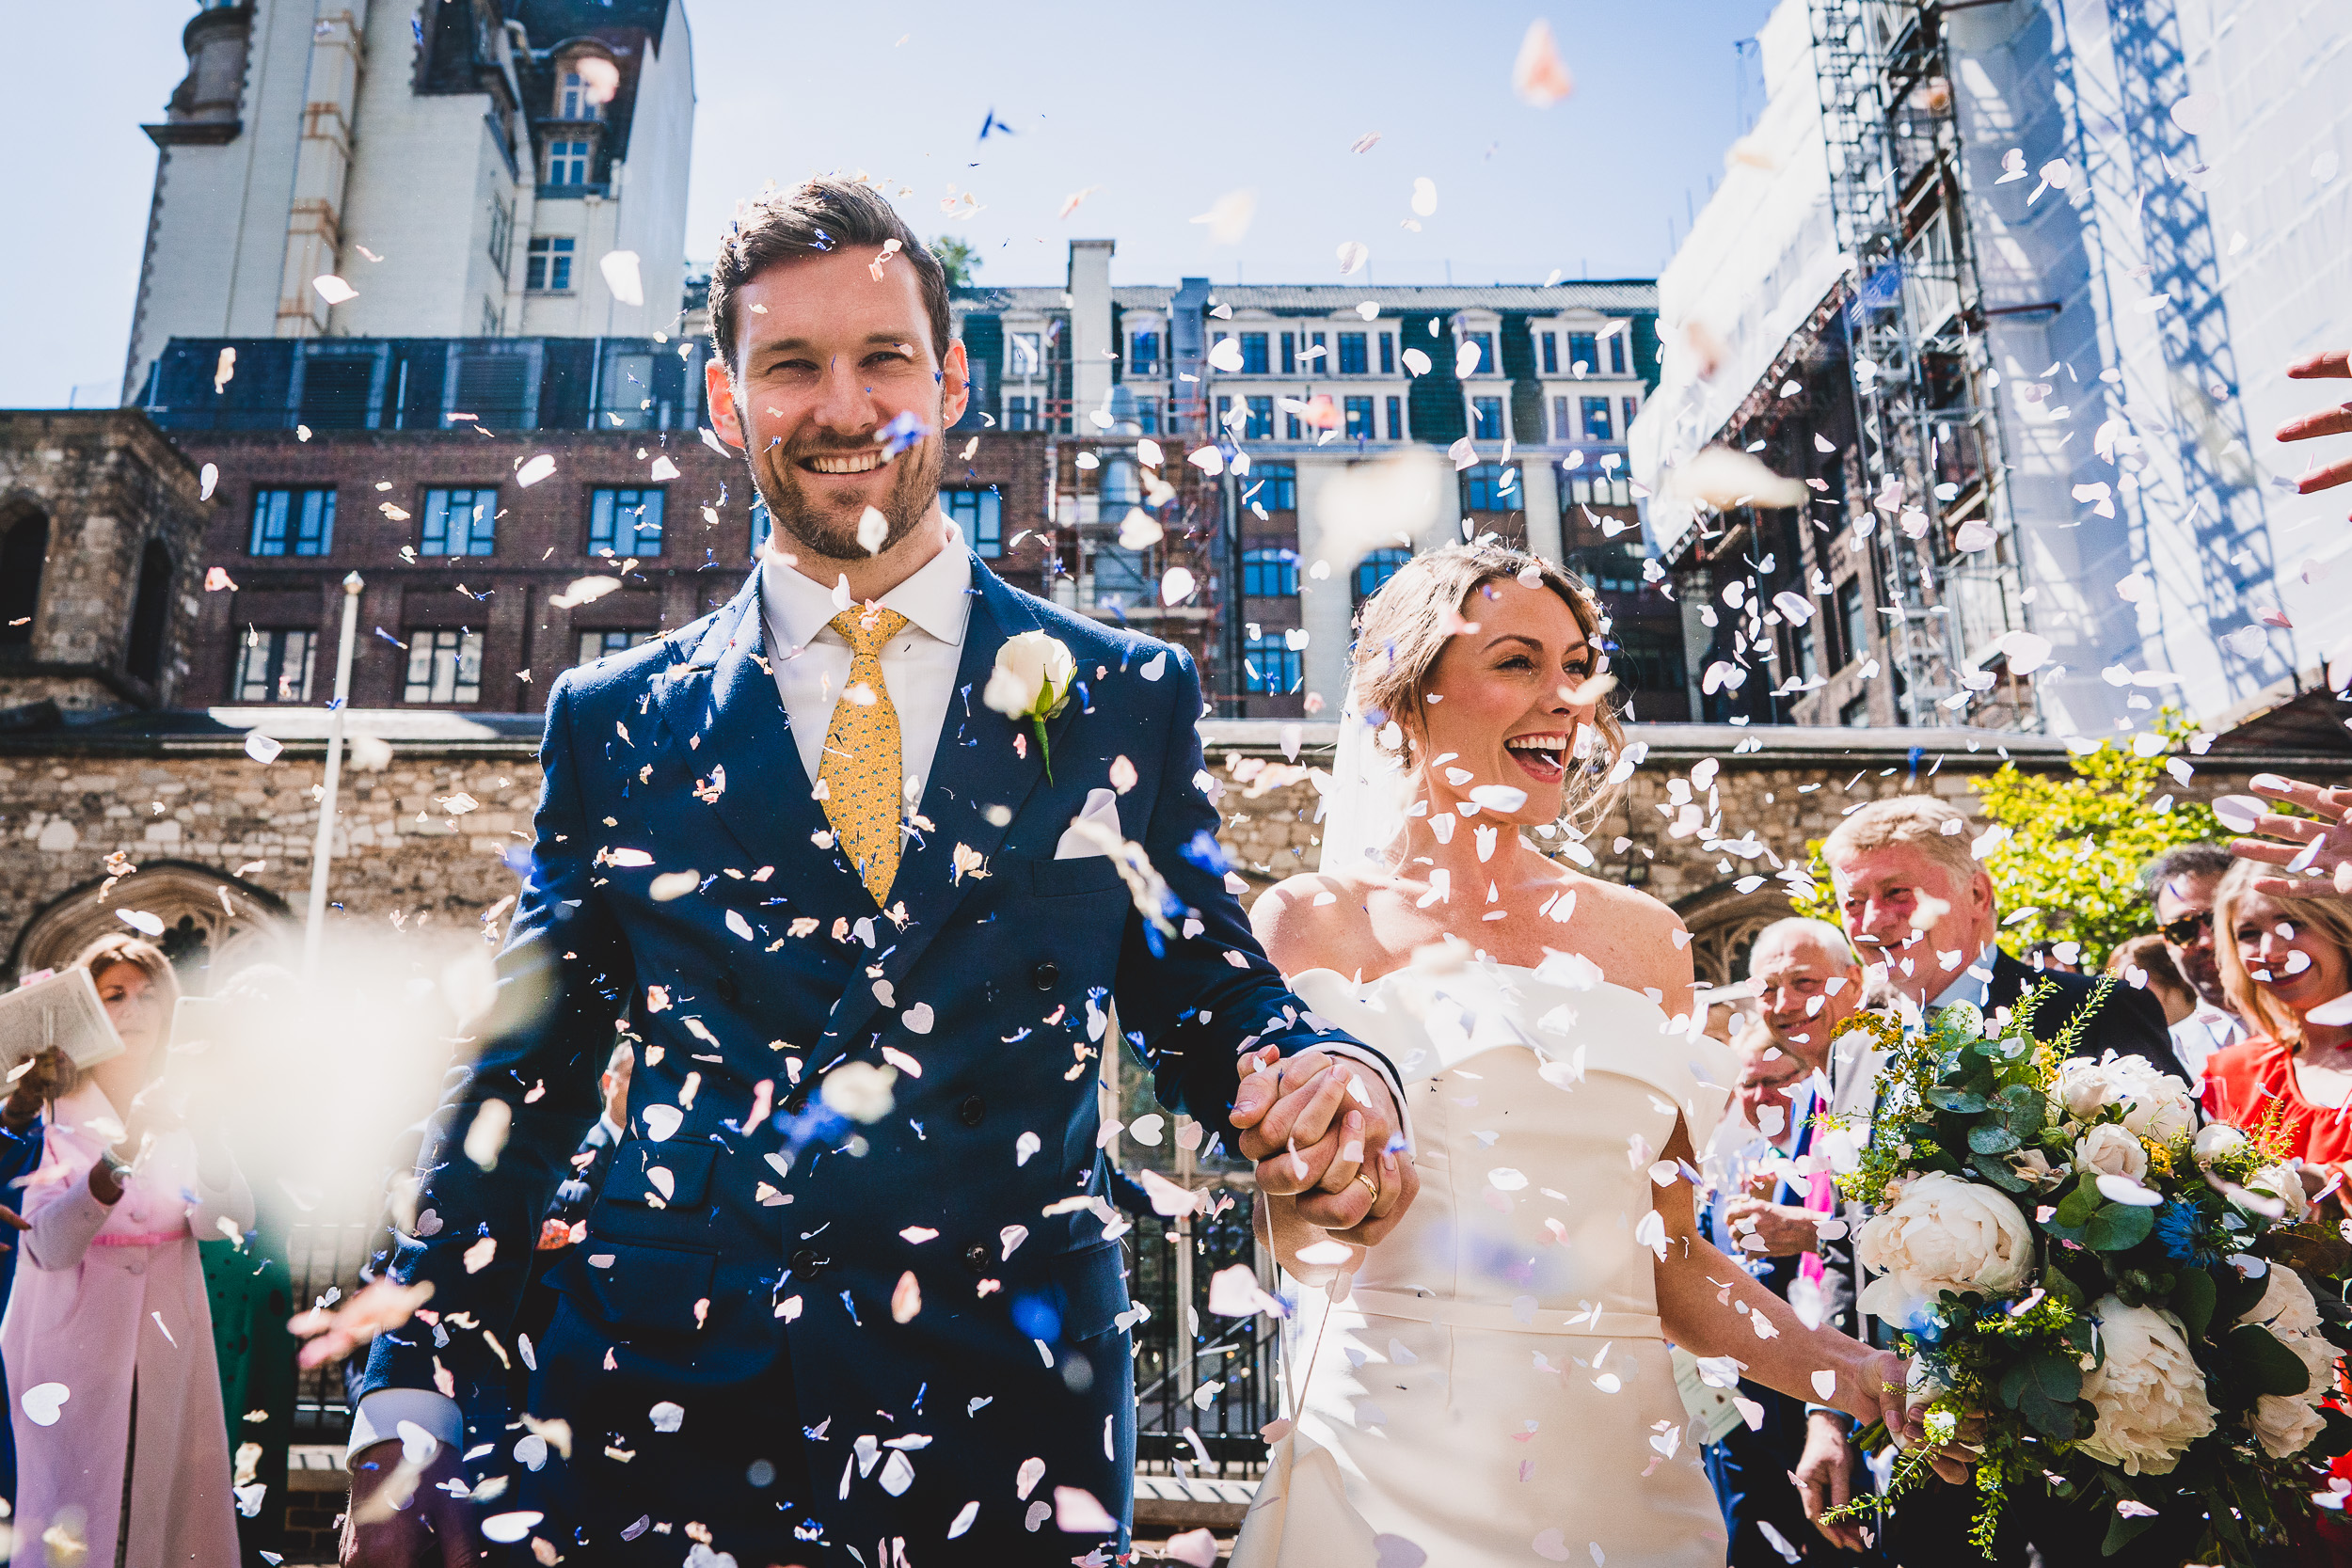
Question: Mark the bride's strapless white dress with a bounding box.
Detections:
[1277,958,1738,1568]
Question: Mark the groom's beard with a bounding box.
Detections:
[751,427,946,564]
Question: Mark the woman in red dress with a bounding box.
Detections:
[2199,859,2352,1166]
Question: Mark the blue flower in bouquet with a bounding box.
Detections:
[2153,1199,2222,1267]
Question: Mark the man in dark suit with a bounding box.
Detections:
[342,178,1413,1567]
[1820,796,2182,1568]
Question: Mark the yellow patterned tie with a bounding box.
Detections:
[819,606,912,906]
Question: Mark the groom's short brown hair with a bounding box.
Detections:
[707,177,954,372]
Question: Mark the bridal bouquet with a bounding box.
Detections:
[1826,985,2352,1559]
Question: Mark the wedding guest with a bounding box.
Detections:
[512,1040,634,1418]
[0,1046,59,1503]
[2138,842,2249,1083]
[2106,934,2199,1028]
[1702,1028,1879,1568]
[2198,862,2352,1181]
[0,934,252,1566]
[1821,798,2184,1567]
[1821,797,2186,1079]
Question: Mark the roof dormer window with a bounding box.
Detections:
[558,71,602,120]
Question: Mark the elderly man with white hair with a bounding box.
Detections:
[1700,920,1883,1563]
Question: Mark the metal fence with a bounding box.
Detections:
[1126,1191,1280,1476]
[285,1217,380,1440]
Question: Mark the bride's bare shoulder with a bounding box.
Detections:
[1248,870,1384,975]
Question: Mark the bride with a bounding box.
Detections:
[1227,544,1927,1567]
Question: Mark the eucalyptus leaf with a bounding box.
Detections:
[2172,1267,2217,1343]
[1927,1085,1990,1114]
[2082,1203,2155,1252]
[1967,1123,2021,1155]
[2228,1323,2313,1399]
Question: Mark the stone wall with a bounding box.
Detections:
[0,411,210,714]
[3,717,2338,989]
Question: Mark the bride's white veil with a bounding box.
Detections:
[1314,683,1415,878]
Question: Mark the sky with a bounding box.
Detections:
[0,0,1775,408]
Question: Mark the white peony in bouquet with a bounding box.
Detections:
[1823,989,2352,1560]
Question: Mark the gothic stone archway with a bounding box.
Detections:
[11,861,294,992]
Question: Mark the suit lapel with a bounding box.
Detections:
[656,571,870,920]
[817,560,1070,1055]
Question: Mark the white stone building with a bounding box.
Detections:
[124,0,695,404]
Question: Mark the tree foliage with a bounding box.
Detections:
[930,235,980,288]
[1787,712,2218,971]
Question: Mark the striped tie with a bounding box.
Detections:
[818,606,911,905]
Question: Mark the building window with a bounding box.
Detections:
[247,488,336,557]
[1540,332,1559,374]
[1343,396,1374,439]
[527,236,575,292]
[1355,546,1411,604]
[1839,693,1869,727]
[1836,578,1867,671]
[232,628,317,703]
[1252,462,1295,512]
[1242,546,1298,598]
[1009,332,1042,379]
[1470,397,1505,440]
[1279,332,1296,375]
[421,488,497,558]
[1133,398,1160,435]
[488,192,513,268]
[1581,397,1613,441]
[1238,333,1270,375]
[404,628,484,704]
[1338,333,1368,374]
[1284,411,1304,441]
[1379,333,1395,374]
[578,629,652,666]
[1463,331,1495,375]
[588,487,663,556]
[1129,330,1160,375]
[1385,395,1404,439]
[557,70,605,120]
[546,139,592,186]
[1463,462,1518,512]
[1567,332,1598,373]
[1793,620,1820,681]
[1566,544,1646,594]
[1567,472,1633,506]
[1609,333,1628,374]
[1622,395,1640,436]
[1244,396,1274,439]
[1307,332,1327,368]
[1551,396,1572,442]
[1005,396,1038,432]
[1244,631,1300,694]
[941,487,1003,557]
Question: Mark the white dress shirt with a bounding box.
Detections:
[1930,942,1998,1011]
[757,540,973,801]
[2169,1002,2247,1092]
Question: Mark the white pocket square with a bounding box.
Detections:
[1054,788,1122,859]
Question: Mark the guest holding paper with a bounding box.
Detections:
[0,934,251,1567]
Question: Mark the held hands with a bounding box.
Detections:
[1229,1046,1417,1246]
[2232,775,2352,900]
[1720,1196,1821,1258]
[1848,1347,1977,1488]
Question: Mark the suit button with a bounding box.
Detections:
[791,1248,824,1279]
[965,1244,990,1274]
[959,1094,985,1128]
[714,973,739,1004]
[784,1087,809,1117]
[1031,960,1059,991]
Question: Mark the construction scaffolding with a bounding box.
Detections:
[1807,0,2037,729]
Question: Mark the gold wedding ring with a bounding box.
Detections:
[1355,1172,1380,1204]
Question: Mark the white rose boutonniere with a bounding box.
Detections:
[984,629,1077,781]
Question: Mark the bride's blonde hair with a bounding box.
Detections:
[1350,543,1628,838]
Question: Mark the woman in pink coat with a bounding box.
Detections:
[2,934,252,1567]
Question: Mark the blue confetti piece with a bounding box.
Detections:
[877,410,929,457]
[1178,831,1232,877]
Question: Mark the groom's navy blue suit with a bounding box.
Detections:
[361,557,1372,1562]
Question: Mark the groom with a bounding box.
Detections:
[342,178,1413,1566]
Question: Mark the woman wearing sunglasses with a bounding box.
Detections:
[2198,858,2352,1192]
